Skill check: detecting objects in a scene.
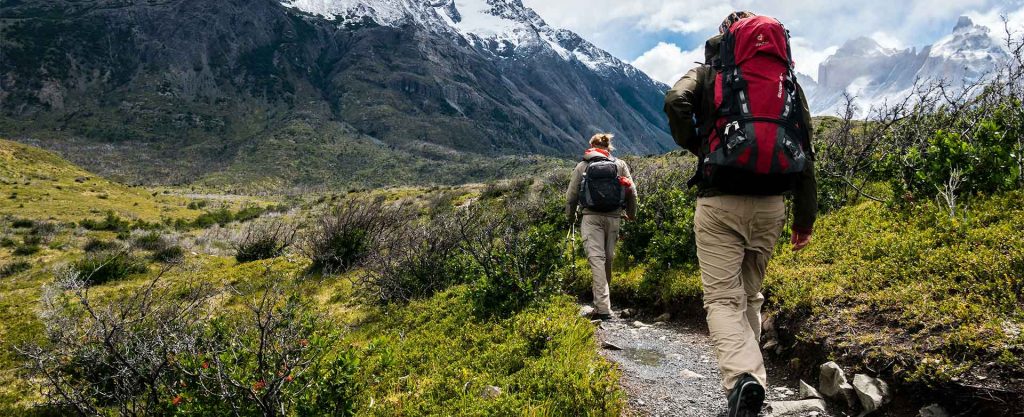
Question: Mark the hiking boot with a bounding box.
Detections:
[593,313,614,321]
[727,374,765,417]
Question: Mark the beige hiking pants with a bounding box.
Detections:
[694,195,786,391]
[581,214,621,315]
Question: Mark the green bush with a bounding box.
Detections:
[304,199,406,274]
[151,245,184,264]
[360,213,474,303]
[73,251,148,285]
[175,294,358,417]
[83,238,120,253]
[0,261,31,278]
[619,157,698,268]
[80,211,131,232]
[132,231,168,251]
[12,244,40,256]
[10,218,34,228]
[234,221,295,263]
[459,204,564,317]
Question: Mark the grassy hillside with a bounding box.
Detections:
[0,141,622,416]
[0,138,198,221]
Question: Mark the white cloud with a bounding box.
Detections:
[966,6,1024,39]
[870,31,904,49]
[790,37,838,81]
[523,0,1024,64]
[630,42,704,85]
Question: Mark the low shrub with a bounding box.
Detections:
[304,198,408,274]
[80,211,131,232]
[83,238,120,253]
[19,267,359,416]
[10,218,34,228]
[73,251,148,285]
[0,236,16,247]
[359,211,473,303]
[457,202,563,317]
[131,231,168,251]
[234,220,296,263]
[12,244,40,256]
[151,245,184,264]
[0,261,31,278]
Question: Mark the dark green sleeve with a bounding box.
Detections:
[664,67,706,155]
[566,163,584,224]
[792,83,818,234]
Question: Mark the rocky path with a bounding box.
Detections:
[593,311,839,417]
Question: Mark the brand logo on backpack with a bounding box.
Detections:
[696,15,812,196]
[579,157,626,213]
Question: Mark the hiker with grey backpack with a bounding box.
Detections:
[665,11,818,417]
[565,133,637,321]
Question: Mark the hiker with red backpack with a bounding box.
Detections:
[566,133,638,321]
[664,11,817,417]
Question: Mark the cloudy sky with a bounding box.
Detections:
[521,0,1024,85]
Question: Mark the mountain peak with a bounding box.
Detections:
[835,36,894,57]
[953,16,976,32]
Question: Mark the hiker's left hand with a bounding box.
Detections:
[791,230,811,252]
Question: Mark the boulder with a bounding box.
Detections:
[852,374,891,413]
[919,404,950,417]
[799,379,823,399]
[619,308,636,318]
[680,369,705,379]
[819,362,858,408]
[481,385,502,399]
[768,399,827,416]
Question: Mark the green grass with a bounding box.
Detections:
[611,190,1024,389]
[766,192,1024,384]
[0,138,199,221]
[345,287,623,416]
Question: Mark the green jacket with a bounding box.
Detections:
[663,34,818,233]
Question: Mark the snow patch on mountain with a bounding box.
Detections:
[280,0,640,77]
[808,16,1009,116]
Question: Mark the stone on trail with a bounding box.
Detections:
[819,361,858,408]
[852,374,891,413]
[619,308,636,318]
[918,404,950,417]
[767,399,827,416]
[601,341,623,351]
[632,320,650,328]
[680,369,705,379]
[653,312,671,322]
[799,379,823,399]
[579,305,595,317]
[481,385,501,399]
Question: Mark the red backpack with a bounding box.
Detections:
[697,16,811,195]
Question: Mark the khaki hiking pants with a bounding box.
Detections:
[581,214,621,315]
[694,195,786,391]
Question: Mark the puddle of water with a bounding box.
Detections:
[621,347,665,366]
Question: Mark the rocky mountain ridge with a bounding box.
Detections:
[802,16,1009,115]
[0,0,672,188]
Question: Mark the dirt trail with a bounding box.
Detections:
[595,314,838,417]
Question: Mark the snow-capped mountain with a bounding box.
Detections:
[0,0,673,186]
[281,0,642,76]
[805,16,1009,115]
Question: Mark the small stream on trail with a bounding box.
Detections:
[594,313,840,417]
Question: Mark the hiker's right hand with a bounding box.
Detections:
[791,230,811,252]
